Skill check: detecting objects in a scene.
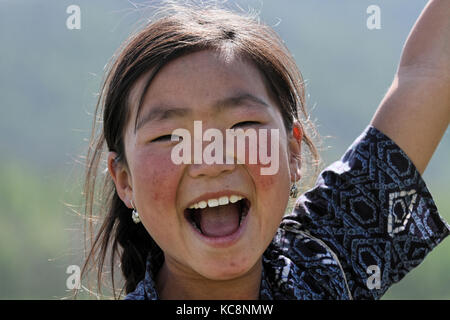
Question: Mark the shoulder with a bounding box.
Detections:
[263,220,352,299]
[280,125,450,299]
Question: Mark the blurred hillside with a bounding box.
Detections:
[0,0,449,299]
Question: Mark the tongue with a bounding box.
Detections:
[198,203,240,237]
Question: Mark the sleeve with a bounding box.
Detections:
[285,125,450,299]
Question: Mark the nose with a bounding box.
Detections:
[188,162,236,178]
[187,133,236,178]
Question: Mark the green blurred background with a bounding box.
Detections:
[0,0,449,299]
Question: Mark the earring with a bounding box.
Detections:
[289,183,299,199]
[290,167,301,199]
[130,200,141,224]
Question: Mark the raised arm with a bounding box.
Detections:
[371,0,450,174]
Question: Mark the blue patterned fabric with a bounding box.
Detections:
[125,126,450,300]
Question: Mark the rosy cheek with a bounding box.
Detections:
[245,129,290,189]
[132,149,181,205]
[248,166,278,189]
[246,130,291,216]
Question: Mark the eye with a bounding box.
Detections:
[232,121,260,128]
[150,134,182,143]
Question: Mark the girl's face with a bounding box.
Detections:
[111,49,300,281]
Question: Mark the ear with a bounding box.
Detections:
[287,121,303,183]
[107,151,133,209]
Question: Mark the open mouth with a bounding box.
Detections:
[184,197,250,238]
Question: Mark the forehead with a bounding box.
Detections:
[127,49,277,123]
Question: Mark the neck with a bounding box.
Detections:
[155,257,262,300]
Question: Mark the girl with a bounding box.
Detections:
[81,0,450,299]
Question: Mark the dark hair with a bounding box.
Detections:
[80,2,320,299]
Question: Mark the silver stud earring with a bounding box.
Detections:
[130,200,141,224]
[290,170,301,199]
[289,183,299,199]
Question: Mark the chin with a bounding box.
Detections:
[196,252,259,281]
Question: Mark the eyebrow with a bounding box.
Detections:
[134,92,270,132]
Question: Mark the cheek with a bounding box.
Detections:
[131,148,181,208]
[249,164,290,205]
[246,135,291,223]
[246,131,291,191]
[130,148,185,247]
[249,169,278,189]
[247,157,290,205]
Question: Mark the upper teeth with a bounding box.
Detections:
[188,195,244,209]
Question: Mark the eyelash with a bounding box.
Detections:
[150,134,179,143]
[232,121,260,128]
[150,121,260,143]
